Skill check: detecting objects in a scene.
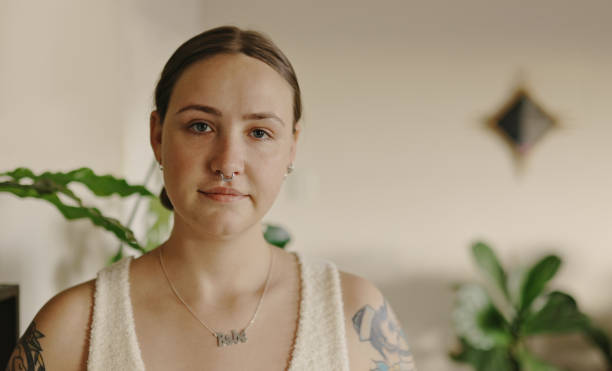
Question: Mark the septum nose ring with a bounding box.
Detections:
[217,170,236,182]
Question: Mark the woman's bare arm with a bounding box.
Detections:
[340,271,417,370]
[5,280,94,371]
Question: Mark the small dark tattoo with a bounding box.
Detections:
[6,321,46,371]
[352,300,416,371]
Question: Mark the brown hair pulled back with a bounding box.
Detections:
[155,26,302,211]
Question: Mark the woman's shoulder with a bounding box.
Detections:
[338,270,417,370]
[338,270,385,336]
[6,279,95,371]
[338,270,381,304]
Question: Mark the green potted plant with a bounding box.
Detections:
[451,242,612,371]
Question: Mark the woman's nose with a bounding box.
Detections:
[209,133,245,179]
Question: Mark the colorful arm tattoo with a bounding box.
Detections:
[352,300,417,371]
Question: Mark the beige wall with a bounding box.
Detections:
[1,0,611,369]
[0,0,124,346]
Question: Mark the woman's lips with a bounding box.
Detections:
[198,189,247,203]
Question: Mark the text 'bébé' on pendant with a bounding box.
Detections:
[216,329,248,347]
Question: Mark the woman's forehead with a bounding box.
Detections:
[168,53,293,120]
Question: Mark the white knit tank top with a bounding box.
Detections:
[87,251,350,371]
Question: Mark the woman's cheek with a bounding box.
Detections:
[252,166,284,204]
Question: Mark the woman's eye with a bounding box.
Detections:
[190,122,211,133]
[251,129,270,139]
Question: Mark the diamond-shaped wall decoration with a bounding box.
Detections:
[488,87,557,158]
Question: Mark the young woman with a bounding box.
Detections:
[6,26,416,371]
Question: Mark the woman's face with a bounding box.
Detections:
[150,53,299,238]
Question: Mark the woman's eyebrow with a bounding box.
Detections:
[175,104,222,116]
[175,105,285,127]
[243,112,285,127]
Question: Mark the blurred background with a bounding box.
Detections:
[1,0,611,369]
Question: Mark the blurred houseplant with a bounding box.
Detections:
[451,242,612,371]
[1,164,290,264]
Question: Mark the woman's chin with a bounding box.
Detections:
[174,202,266,240]
[193,216,257,240]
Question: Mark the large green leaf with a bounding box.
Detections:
[1,167,153,198]
[1,181,144,253]
[44,193,144,252]
[1,167,37,181]
[520,255,561,313]
[264,224,291,248]
[516,348,565,371]
[61,168,153,197]
[1,178,80,203]
[0,181,41,197]
[522,292,588,335]
[451,338,516,371]
[472,242,510,300]
[1,167,154,254]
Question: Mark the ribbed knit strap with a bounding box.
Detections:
[88,256,145,371]
[288,253,350,371]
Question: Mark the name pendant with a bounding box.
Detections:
[216,329,248,347]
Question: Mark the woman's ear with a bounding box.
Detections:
[150,110,163,163]
[289,122,302,164]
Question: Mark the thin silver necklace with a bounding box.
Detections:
[158,245,274,347]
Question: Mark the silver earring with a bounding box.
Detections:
[159,163,164,171]
[284,164,294,179]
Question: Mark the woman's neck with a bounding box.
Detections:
[158,220,273,307]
